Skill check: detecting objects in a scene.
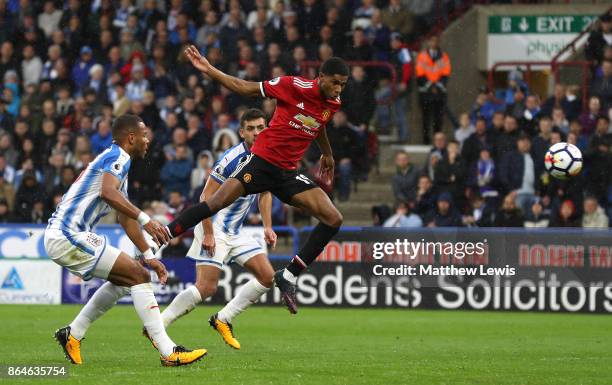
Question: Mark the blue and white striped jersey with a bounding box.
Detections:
[48,143,130,233]
[209,142,257,235]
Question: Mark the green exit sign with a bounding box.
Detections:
[489,15,597,34]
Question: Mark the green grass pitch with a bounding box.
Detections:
[1,304,611,385]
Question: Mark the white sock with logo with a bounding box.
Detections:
[69,282,130,340]
[217,279,270,323]
[131,283,175,357]
[161,285,202,328]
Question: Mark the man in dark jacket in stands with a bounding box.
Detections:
[391,150,419,204]
[461,117,495,168]
[499,134,537,214]
[424,192,463,227]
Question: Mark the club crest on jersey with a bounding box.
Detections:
[293,113,320,130]
[322,109,331,121]
[243,173,252,183]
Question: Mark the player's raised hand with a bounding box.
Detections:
[144,219,171,246]
[202,233,216,257]
[144,258,168,286]
[184,45,211,74]
[318,154,335,186]
[264,227,277,250]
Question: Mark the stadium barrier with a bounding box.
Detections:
[2,225,612,313]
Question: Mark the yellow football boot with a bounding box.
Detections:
[209,313,241,350]
[160,346,207,367]
[54,326,83,364]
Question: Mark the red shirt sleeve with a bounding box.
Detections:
[260,76,294,103]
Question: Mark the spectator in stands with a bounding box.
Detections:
[328,111,360,201]
[344,27,372,61]
[499,135,536,214]
[586,13,612,71]
[551,199,580,227]
[494,192,524,227]
[414,175,436,216]
[164,127,194,164]
[21,44,42,87]
[531,116,553,178]
[416,35,451,144]
[589,116,612,151]
[523,198,550,228]
[454,113,475,150]
[541,84,566,117]
[461,117,493,168]
[160,144,192,199]
[579,96,603,136]
[371,204,392,226]
[126,65,149,102]
[424,192,462,227]
[128,126,164,205]
[518,94,541,137]
[381,0,415,41]
[90,120,113,155]
[212,128,239,159]
[495,115,519,163]
[590,58,612,111]
[584,140,611,207]
[470,86,503,127]
[50,165,76,199]
[582,196,609,228]
[14,171,44,222]
[342,66,376,129]
[551,107,570,136]
[563,85,582,121]
[0,133,18,168]
[71,46,95,92]
[434,140,466,210]
[389,33,412,141]
[383,201,423,228]
[190,150,213,197]
[474,148,498,205]
[391,151,419,204]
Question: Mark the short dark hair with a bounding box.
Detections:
[240,108,266,128]
[112,114,142,140]
[320,57,349,77]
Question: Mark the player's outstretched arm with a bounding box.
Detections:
[100,173,170,245]
[259,192,277,249]
[184,45,261,98]
[199,176,222,257]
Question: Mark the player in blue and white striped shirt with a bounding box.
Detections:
[45,114,206,367]
[158,109,277,350]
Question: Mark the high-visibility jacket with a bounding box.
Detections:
[415,49,451,84]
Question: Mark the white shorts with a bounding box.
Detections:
[186,223,266,269]
[44,228,122,281]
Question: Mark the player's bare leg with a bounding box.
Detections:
[166,179,246,237]
[211,254,274,349]
[274,187,343,313]
[56,253,206,366]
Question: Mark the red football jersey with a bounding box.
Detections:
[251,76,341,170]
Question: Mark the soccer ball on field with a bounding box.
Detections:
[544,142,583,180]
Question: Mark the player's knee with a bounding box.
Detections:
[134,265,151,285]
[255,269,274,288]
[326,210,343,228]
[195,281,217,298]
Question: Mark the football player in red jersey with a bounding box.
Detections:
[164,45,349,314]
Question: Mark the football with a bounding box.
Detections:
[544,142,583,180]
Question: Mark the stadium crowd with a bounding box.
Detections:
[0,0,609,231]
